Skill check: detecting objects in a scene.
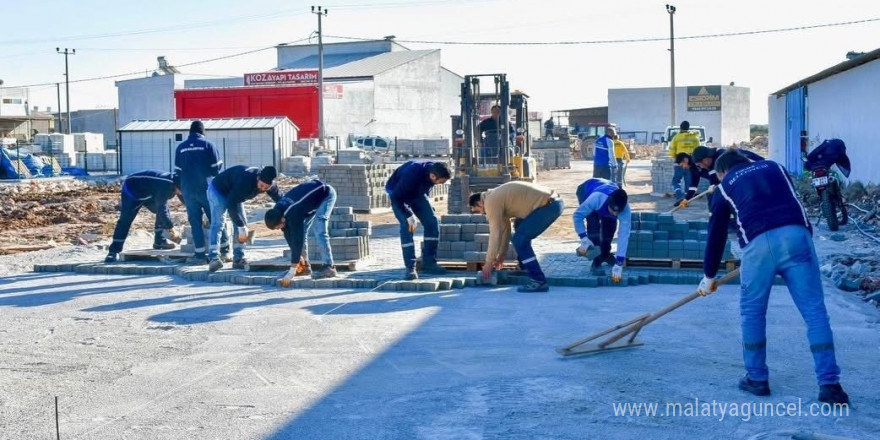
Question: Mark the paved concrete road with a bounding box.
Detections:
[1,273,879,439]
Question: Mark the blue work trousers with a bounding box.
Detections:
[391,194,439,269]
[512,198,564,283]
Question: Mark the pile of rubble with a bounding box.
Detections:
[822,254,880,305]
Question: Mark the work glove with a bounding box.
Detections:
[707,184,717,194]
[166,228,182,244]
[407,215,419,234]
[279,267,296,288]
[697,276,718,297]
[611,264,623,283]
[296,257,310,275]
[679,198,690,208]
[236,226,249,244]
[576,237,594,257]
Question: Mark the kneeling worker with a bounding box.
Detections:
[698,150,848,404]
[469,181,564,292]
[676,146,765,207]
[264,179,338,285]
[207,165,281,272]
[105,170,183,263]
[385,160,452,280]
[573,178,630,283]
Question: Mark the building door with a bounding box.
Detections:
[784,86,806,173]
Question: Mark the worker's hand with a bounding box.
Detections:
[279,267,296,288]
[236,226,249,244]
[697,276,718,297]
[481,264,493,282]
[202,219,210,229]
[707,184,717,194]
[493,257,505,270]
[576,237,594,256]
[295,257,309,275]
[406,215,419,234]
[167,228,182,244]
[611,264,623,283]
[679,198,690,208]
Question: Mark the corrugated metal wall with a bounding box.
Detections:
[784,86,806,173]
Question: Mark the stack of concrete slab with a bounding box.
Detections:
[35,133,76,166]
[180,225,228,253]
[337,149,367,164]
[395,139,451,157]
[311,155,335,168]
[281,156,311,177]
[293,139,316,157]
[531,149,570,171]
[651,157,709,196]
[283,207,372,263]
[625,212,732,261]
[73,133,104,153]
[76,152,118,172]
[317,164,400,212]
[431,214,517,262]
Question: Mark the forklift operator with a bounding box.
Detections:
[478,105,516,164]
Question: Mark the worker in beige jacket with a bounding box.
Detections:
[469,181,564,292]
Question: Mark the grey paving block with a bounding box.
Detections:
[451,278,465,289]
[464,278,477,287]
[640,221,657,231]
[657,213,674,224]
[668,240,684,250]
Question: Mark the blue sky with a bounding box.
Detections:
[2,0,879,123]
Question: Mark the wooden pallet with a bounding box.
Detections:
[430,260,521,272]
[245,259,362,272]
[119,249,193,261]
[625,258,739,271]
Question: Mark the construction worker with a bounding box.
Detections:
[478,105,516,164]
[206,165,281,272]
[675,147,765,208]
[104,170,183,263]
[612,134,631,186]
[573,178,630,282]
[668,121,701,206]
[593,128,617,180]
[264,179,338,283]
[174,120,229,264]
[544,118,555,140]
[385,160,451,280]
[698,150,849,405]
[469,181,564,293]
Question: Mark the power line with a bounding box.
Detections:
[327,16,880,46]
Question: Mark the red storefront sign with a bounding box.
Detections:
[243,69,319,86]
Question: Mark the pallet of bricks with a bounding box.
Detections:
[625,211,734,268]
[317,164,399,212]
[426,214,517,269]
[531,139,571,171]
[283,207,372,267]
[395,139,450,159]
[651,156,708,196]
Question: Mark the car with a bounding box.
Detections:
[353,136,392,153]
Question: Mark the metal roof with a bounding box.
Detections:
[278,52,384,71]
[324,50,437,79]
[772,47,880,96]
[118,117,297,132]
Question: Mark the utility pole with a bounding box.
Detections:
[311,6,327,146]
[56,83,62,134]
[56,48,75,134]
[666,5,677,129]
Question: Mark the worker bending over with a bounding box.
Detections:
[469,181,564,293]
[675,146,765,207]
[105,170,183,263]
[207,165,280,272]
[573,178,630,283]
[385,160,451,280]
[698,150,848,405]
[174,120,229,264]
[668,120,701,206]
[264,179,338,284]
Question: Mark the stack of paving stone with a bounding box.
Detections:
[180,225,227,253]
[282,207,372,263]
[430,214,517,262]
[531,149,571,171]
[317,164,400,211]
[311,155,335,168]
[625,212,733,261]
[281,156,311,177]
[395,139,451,157]
[337,149,367,164]
[293,139,315,157]
[651,156,709,196]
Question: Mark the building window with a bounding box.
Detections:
[2,98,23,104]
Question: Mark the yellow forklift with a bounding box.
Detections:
[447,73,537,213]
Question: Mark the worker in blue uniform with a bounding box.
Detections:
[573,178,630,283]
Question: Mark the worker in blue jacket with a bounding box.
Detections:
[698,150,848,405]
[385,160,451,280]
[174,120,229,264]
[206,165,281,272]
[573,178,630,283]
[105,170,183,263]
[675,146,765,206]
[592,128,617,180]
[264,179,338,283]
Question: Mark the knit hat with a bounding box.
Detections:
[608,189,628,212]
[190,120,205,135]
[258,166,277,184]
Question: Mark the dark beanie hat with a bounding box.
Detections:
[692,146,716,163]
[608,189,628,212]
[259,166,277,184]
[680,120,690,131]
[190,120,205,134]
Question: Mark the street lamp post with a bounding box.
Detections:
[666,5,676,129]
[56,48,76,134]
[311,6,328,146]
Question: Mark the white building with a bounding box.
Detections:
[117,117,298,175]
[768,48,880,184]
[608,85,750,146]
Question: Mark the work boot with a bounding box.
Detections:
[186,254,208,265]
[818,383,850,405]
[312,265,338,279]
[420,260,447,275]
[232,258,248,270]
[219,253,233,263]
[153,239,176,250]
[405,267,418,280]
[208,258,224,272]
[518,278,549,293]
[602,254,617,267]
[104,252,117,263]
[738,375,771,396]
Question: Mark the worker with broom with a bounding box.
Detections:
[469,181,564,293]
[573,178,630,282]
[698,150,849,405]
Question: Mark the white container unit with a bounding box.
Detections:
[117,117,299,175]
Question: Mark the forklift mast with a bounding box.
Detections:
[456,73,512,176]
